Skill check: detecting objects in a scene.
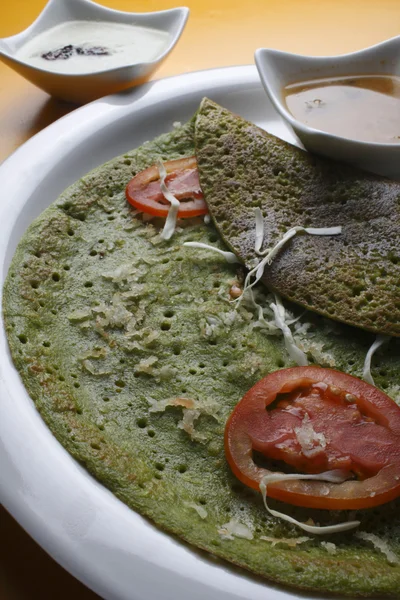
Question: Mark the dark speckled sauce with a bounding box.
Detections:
[284,75,400,143]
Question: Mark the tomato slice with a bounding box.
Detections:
[225,366,400,510]
[125,156,208,218]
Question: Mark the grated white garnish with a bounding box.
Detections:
[362,334,390,386]
[135,356,158,374]
[158,159,180,241]
[147,397,195,412]
[259,471,360,535]
[254,207,264,253]
[183,501,208,519]
[204,214,211,224]
[217,518,254,541]
[240,226,342,299]
[321,541,337,555]
[270,294,308,366]
[294,413,327,457]
[183,242,241,264]
[356,531,399,564]
[147,397,218,443]
[260,535,311,548]
[178,408,206,442]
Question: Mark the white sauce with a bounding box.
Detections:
[15,20,170,74]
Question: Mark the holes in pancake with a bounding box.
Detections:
[103,396,110,402]
[155,462,165,472]
[208,233,219,243]
[198,498,207,506]
[161,322,171,331]
[148,430,155,438]
[154,472,162,480]
[84,281,93,288]
[89,250,97,257]
[115,379,125,388]
[58,375,65,382]
[124,159,132,166]
[177,464,187,474]
[43,341,50,348]
[73,382,80,388]
[91,442,101,450]
[222,360,229,367]
[30,281,39,289]
[164,309,175,318]
[18,334,27,344]
[52,273,60,282]
[51,309,57,315]
[98,239,104,244]
[108,216,115,221]
[161,258,169,264]
[67,229,75,236]
[189,368,197,375]
[276,358,285,368]
[208,339,217,346]
[63,265,70,271]
[34,251,41,258]
[198,362,206,369]
[136,417,147,428]
[173,344,181,355]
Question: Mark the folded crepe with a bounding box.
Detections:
[3,102,400,596]
[195,99,400,337]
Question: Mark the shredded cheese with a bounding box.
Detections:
[254,207,264,253]
[217,518,254,541]
[260,535,311,548]
[362,334,390,386]
[259,471,360,535]
[320,541,337,555]
[183,242,241,264]
[294,413,327,457]
[240,225,342,300]
[356,531,398,564]
[183,501,208,519]
[157,159,180,241]
[271,295,308,366]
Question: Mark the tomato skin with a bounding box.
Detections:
[225,367,400,510]
[125,156,208,218]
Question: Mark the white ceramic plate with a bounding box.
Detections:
[0,66,319,600]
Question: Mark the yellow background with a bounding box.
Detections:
[0,0,399,598]
[1,0,400,162]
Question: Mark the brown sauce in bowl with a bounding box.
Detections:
[284,75,400,143]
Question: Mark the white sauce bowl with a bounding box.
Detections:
[0,0,189,104]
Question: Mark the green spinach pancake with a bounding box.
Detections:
[3,101,400,597]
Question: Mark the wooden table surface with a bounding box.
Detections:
[1,1,399,598]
